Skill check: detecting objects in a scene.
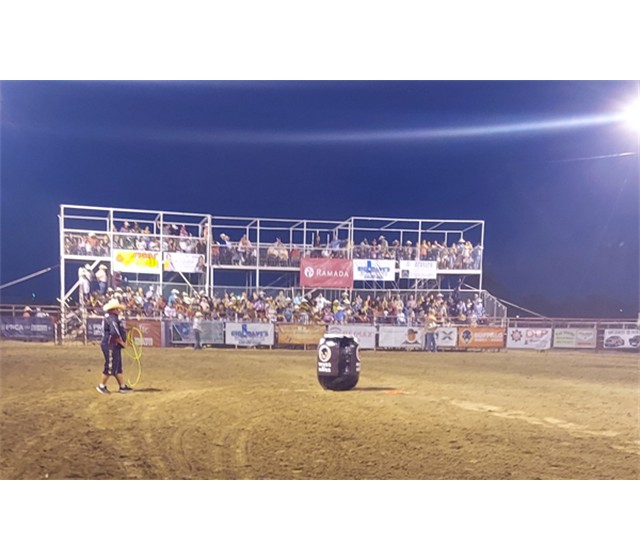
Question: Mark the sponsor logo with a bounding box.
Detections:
[318,344,332,362]
[526,329,549,339]
[604,335,625,348]
[230,323,270,339]
[438,329,455,341]
[461,329,473,343]
[305,268,349,278]
[355,260,392,278]
[510,329,523,342]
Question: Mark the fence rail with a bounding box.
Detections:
[1,310,638,352]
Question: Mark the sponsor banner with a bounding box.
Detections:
[399,260,438,279]
[163,252,206,273]
[277,324,326,345]
[435,327,458,347]
[0,318,54,341]
[113,250,162,274]
[327,324,377,349]
[507,327,552,350]
[458,327,505,348]
[378,325,425,348]
[603,329,640,350]
[353,259,396,282]
[126,320,162,347]
[87,317,105,340]
[170,321,224,345]
[300,258,353,288]
[225,322,275,346]
[553,328,597,349]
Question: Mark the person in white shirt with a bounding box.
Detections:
[192,311,203,350]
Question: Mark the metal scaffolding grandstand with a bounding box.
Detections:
[60,204,485,292]
[59,204,494,335]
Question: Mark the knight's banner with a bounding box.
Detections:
[113,250,162,274]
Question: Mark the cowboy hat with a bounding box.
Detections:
[103,299,125,312]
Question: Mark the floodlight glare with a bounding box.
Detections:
[619,100,640,131]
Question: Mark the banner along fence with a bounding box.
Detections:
[2,312,638,352]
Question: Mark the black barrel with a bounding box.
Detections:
[316,333,360,391]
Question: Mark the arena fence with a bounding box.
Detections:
[1,309,638,352]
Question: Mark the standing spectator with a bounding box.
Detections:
[78,264,91,303]
[96,264,109,295]
[111,270,123,290]
[425,312,438,352]
[192,311,203,350]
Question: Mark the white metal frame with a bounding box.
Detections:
[59,204,486,333]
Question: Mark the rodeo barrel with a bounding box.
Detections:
[316,333,361,391]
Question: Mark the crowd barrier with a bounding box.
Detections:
[4,316,638,352]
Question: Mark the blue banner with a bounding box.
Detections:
[170,320,224,345]
[0,317,55,341]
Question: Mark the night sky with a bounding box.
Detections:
[1,80,638,317]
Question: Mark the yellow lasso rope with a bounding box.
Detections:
[125,326,143,387]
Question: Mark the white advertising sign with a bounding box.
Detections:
[378,325,425,348]
[399,260,438,279]
[507,327,552,350]
[352,259,396,281]
[327,324,377,349]
[553,328,597,349]
[225,322,274,346]
[163,252,206,273]
[435,327,458,347]
[603,329,640,350]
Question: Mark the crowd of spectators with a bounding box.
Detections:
[63,226,482,271]
[352,236,482,270]
[81,284,488,328]
[64,222,208,257]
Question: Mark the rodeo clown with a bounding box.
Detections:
[96,299,133,394]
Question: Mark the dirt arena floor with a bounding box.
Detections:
[0,340,638,480]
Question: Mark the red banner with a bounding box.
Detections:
[300,258,353,288]
[125,320,162,347]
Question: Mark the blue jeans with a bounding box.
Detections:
[426,332,437,352]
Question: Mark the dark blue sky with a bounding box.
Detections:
[1,80,638,317]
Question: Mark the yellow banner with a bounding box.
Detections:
[113,250,162,273]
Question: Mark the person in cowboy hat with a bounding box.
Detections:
[192,311,204,350]
[96,299,133,394]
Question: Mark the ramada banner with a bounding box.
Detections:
[300,258,353,288]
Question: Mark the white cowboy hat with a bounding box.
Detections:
[103,299,125,312]
[195,311,203,317]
